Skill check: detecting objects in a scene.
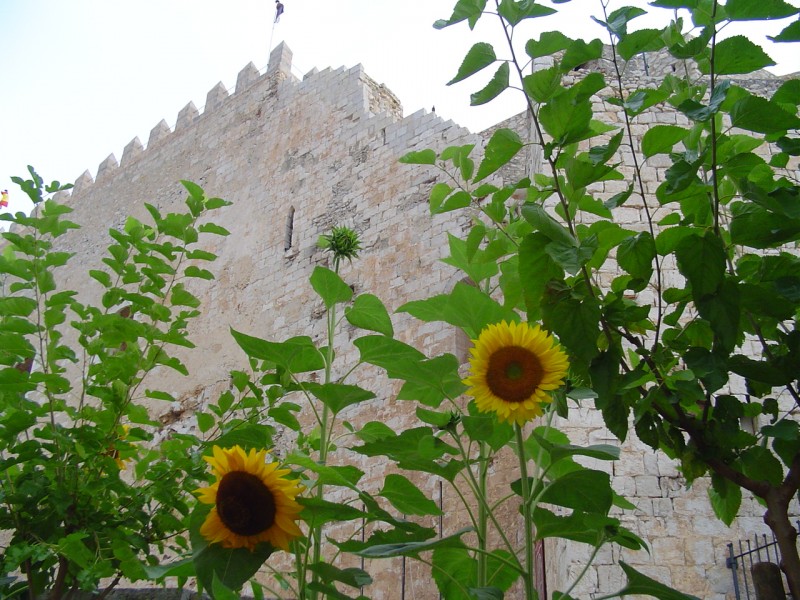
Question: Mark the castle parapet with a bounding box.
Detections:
[176,102,199,130]
[96,154,119,181]
[236,62,261,93]
[205,82,229,114]
[121,137,144,165]
[148,119,172,148]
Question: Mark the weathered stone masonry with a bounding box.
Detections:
[11,41,799,598]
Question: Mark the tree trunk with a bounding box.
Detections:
[764,492,800,599]
[752,562,786,600]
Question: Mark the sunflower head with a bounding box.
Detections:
[463,320,569,425]
[195,445,304,552]
[318,225,362,267]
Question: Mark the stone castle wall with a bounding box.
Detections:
[7,41,799,599]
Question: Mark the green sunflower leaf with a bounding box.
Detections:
[345,293,393,336]
[310,266,353,309]
[379,474,442,516]
[190,503,275,594]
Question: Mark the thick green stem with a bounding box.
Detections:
[515,423,537,600]
[477,441,489,587]
[309,260,339,600]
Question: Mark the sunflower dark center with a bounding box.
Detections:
[486,345,544,403]
[216,471,276,536]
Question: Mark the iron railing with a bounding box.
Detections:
[727,524,799,600]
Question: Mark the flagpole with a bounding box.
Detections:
[268,17,277,56]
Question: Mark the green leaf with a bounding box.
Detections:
[306,382,376,414]
[474,129,524,182]
[540,93,593,145]
[709,473,742,526]
[356,421,396,442]
[730,203,800,248]
[616,562,701,599]
[497,0,556,25]
[310,266,353,309]
[731,95,800,134]
[675,232,726,297]
[434,0,488,30]
[696,281,741,353]
[617,28,666,61]
[354,335,425,372]
[431,544,477,600]
[560,38,604,73]
[521,205,575,247]
[198,223,230,236]
[398,281,517,339]
[400,149,437,165]
[230,329,325,373]
[353,427,462,481]
[379,474,442,516]
[433,190,472,214]
[212,573,241,600]
[89,269,112,287]
[197,412,215,433]
[171,283,200,308]
[354,528,472,558]
[268,402,301,431]
[642,125,689,158]
[442,233,499,283]
[537,470,614,514]
[617,232,655,280]
[471,62,510,106]
[185,265,214,280]
[532,507,643,549]
[530,430,620,465]
[307,563,372,589]
[704,36,775,75]
[56,533,94,569]
[541,285,601,365]
[345,293,393,336]
[298,497,368,527]
[740,446,784,486]
[545,237,597,275]
[602,6,647,36]
[142,559,194,581]
[448,42,497,85]
[212,423,274,451]
[285,453,364,490]
[0,296,37,317]
[726,0,799,20]
[486,549,520,591]
[770,19,800,42]
[190,504,274,593]
[523,67,562,103]
[519,233,564,315]
[526,31,573,59]
[462,411,514,451]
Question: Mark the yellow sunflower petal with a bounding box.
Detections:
[196,445,304,552]
[464,320,569,425]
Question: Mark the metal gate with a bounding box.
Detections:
[727,525,797,600]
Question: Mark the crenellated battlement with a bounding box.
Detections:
[64,43,418,201]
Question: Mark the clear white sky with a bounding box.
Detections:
[1,0,798,218]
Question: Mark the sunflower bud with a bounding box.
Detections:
[318,225,362,269]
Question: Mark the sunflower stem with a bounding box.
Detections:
[515,422,537,600]
[309,260,338,600]
[477,440,489,588]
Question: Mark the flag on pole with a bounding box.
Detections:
[275,0,284,23]
[0,190,8,209]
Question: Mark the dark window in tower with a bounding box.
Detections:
[284,206,295,251]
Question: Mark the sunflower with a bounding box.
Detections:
[195,445,304,552]
[463,320,569,425]
[104,424,131,469]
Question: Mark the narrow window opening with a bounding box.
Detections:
[284,207,295,251]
